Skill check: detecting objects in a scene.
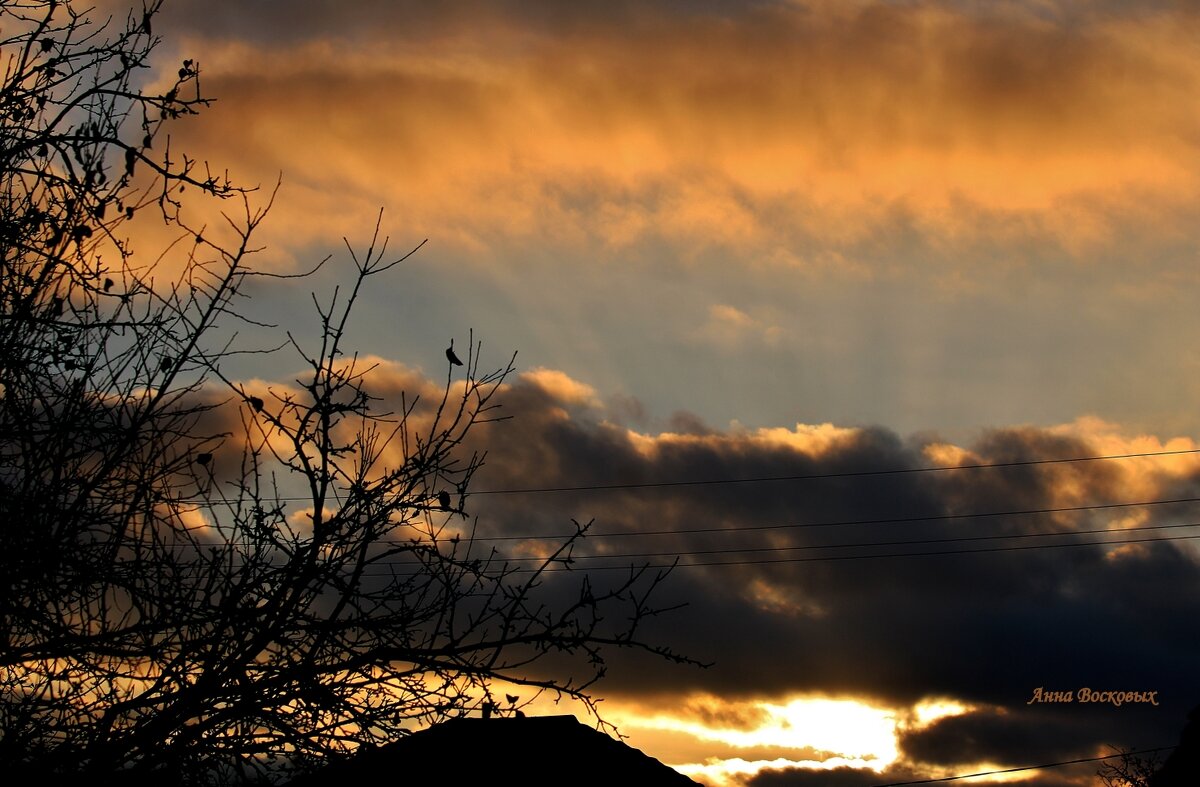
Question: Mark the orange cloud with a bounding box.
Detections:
[153,1,1200,269]
[695,304,784,350]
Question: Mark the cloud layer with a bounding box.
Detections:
[470,369,1199,782]
[124,2,1200,781]
[207,358,1200,783]
[154,0,1200,265]
[129,0,1200,443]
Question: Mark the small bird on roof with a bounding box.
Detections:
[445,339,463,367]
[437,490,452,510]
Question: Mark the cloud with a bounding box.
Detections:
[111,0,1200,777]
[696,305,784,350]
[520,366,601,407]
[151,0,1200,271]
[437,367,1198,773]
[183,358,1200,781]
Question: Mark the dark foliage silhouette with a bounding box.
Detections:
[0,2,693,783]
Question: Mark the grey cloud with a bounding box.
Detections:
[446,374,1200,763]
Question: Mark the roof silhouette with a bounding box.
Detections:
[285,715,700,786]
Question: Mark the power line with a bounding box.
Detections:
[133,526,1200,578]
[479,494,1200,542]
[154,496,1200,552]
[358,531,1200,576]
[185,447,1200,507]
[872,745,1175,786]
[468,447,1200,496]
[164,491,1200,547]
[511,532,1200,572]
[491,520,1200,563]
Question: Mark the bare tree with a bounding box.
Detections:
[1098,747,1164,787]
[0,1,694,784]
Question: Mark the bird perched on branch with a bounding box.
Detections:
[445,339,463,367]
[438,490,452,510]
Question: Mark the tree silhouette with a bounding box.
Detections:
[1098,748,1162,787]
[0,2,693,783]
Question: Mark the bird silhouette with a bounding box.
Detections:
[195,452,212,466]
[437,490,452,510]
[249,396,264,413]
[505,694,519,705]
[445,339,463,367]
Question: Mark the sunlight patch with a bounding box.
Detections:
[617,694,897,763]
[520,367,601,407]
[751,422,861,457]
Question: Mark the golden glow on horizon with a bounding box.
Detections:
[615,694,898,765]
[601,693,1007,785]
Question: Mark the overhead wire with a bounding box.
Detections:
[186,446,1200,506]
[343,531,1200,577]
[483,519,1200,563]
[132,446,1200,572]
[477,494,1200,542]
[872,745,1176,785]
[133,531,1200,580]
[158,493,1200,548]
[468,447,1200,495]
[566,532,1200,571]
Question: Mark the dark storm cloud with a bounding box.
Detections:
[899,705,1130,766]
[196,355,1200,778]
[442,370,1200,764]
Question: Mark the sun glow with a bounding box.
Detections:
[909,697,976,728]
[615,693,899,767]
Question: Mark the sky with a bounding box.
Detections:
[124,0,1200,784]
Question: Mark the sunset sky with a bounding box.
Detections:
[134,1,1200,784]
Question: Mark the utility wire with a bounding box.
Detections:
[469,447,1200,495]
[479,494,1200,542]
[500,533,1200,572]
[187,447,1200,506]
[164,491,1200,547]
[487,520,1200,563]
[872,745,1175,785]
[139,530,1200,579]
[357,531,1200,576]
